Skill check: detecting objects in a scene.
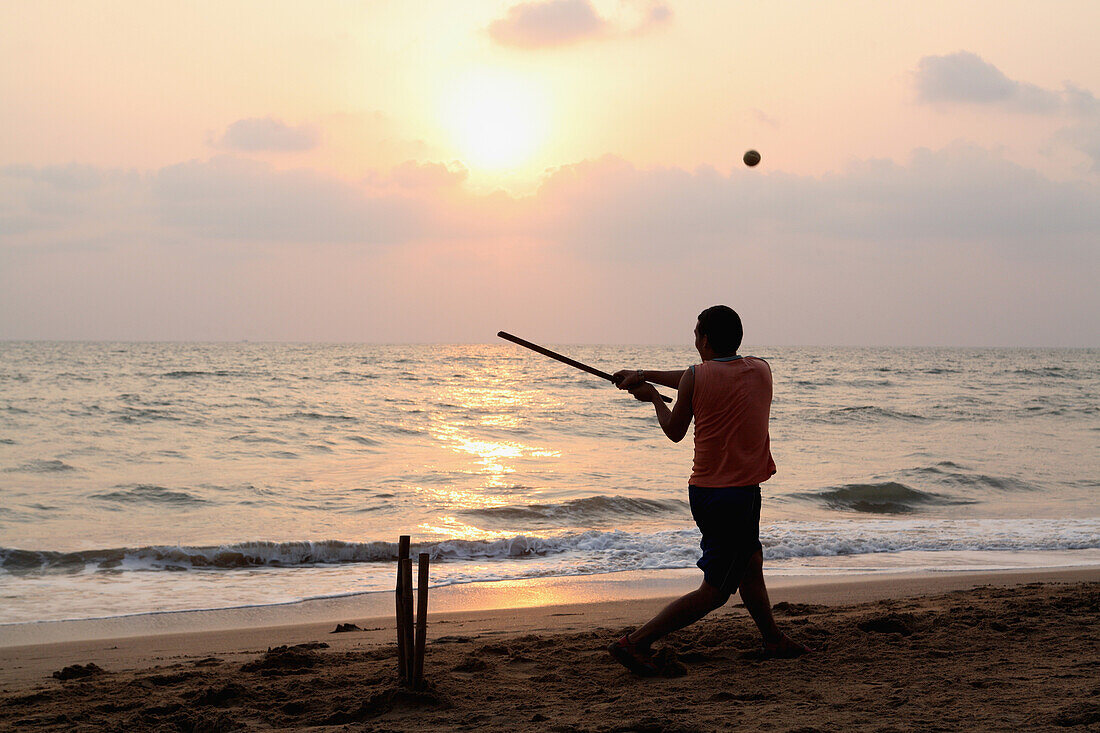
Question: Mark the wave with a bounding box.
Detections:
[113,406,180,423]
[905,464,1036,493]
[1009,367,1073,379]
[461,495,687,525]
[790,378,836,388]
[380,425,427,436]
[1,539,403,574]
[161,370,251,379]
[285,411,357,422]
[333,370,378,379]
[4,519,1098,575]
[795,482,976,514]
[89,485,208,506]
[3,459,76,473]
[227,434,287,444]
[807,406,928,424]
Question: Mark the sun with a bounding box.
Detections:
[442,70,548,170]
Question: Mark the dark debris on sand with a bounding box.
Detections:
[239,643,329,676]
[0,581,1096,732]
[51,663,104,681]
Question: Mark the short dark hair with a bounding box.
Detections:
[697,305,743,355]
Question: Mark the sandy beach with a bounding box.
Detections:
[2,568,1097,731]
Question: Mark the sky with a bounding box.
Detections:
[1,0,1098,346]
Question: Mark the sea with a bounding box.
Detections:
[1,342,1097,626]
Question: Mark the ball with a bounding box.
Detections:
[743,149,761,167]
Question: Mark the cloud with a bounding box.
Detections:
[1058,121,1100,173]
[488,0,607,47]
[151,156,427,244]
[384,160,469,189]
[645,3,671,25]
[487,0,670,48]
[0,164,146,243]
[2,146,1098,344]
[1057,84,1100,171]
[211,117,319,152]
[527,146,1100,260]
[1064,84,1100,117]
[915,52,1061,112]
[6,145,1098,259]
[914,53,1100,170]
[630,1,672,35]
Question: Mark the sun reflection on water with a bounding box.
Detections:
[420,384,561,540]
[417,515,515,541]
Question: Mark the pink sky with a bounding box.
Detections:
[2,1,1098,345]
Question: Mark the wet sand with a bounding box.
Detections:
[1,569,1097,731]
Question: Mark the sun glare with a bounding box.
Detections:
[442,70,548,170]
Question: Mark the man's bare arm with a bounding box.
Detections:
[627,368,694,442]
[613,369,685,390]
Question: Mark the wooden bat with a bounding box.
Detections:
[497,331,673,403]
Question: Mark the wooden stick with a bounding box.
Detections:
[497,331,672,403]
[395,536,410,682]
[413,553,430,689]
[401,557,414,683]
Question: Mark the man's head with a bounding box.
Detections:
[695,305,743,359]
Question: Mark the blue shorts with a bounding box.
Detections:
[688,484,763,594]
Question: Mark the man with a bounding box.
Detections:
[608,305,811,676]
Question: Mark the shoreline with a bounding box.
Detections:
[3,566,1097,692]
[5,549,1100,647]
[1,560,1096,649]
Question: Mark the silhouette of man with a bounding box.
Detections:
[608,305,811,676]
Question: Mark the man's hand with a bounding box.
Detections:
[627,382,659,403]
[613,369,645,389]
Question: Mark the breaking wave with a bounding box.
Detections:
[3,518,1098,575]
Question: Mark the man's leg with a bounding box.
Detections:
[626,581,729,651]
[736,549,781,644]
[738,549,812,655]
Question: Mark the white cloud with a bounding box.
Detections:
[914,53,1100,170]
[150,156,427,244]
[528,147,1099,258]
[1058,121,1100,173]
[1064,84,1100,117]
[211,117,319,152]
[0,164,147,244]
[488,0,607,47]
[2,147,1097,344]
[487,0,670,48]
[384,161,469,189]
[5,147,1098,256]
[915,52,1060,112]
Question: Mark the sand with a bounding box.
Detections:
[1,568,1098,731]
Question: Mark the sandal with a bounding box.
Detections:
[762,634,813,659]
[608,635,659,677]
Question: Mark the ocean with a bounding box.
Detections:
[1,342,1097,626]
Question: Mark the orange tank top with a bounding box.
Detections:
[689,356,777,488]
